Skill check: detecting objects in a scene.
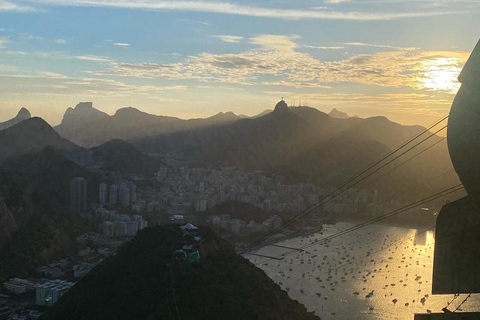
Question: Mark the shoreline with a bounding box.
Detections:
[245,218,435,253]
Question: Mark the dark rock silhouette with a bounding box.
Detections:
[41,225,320,320]
[55,102,243,147]
[433,39,480,294]
[0,117,77,163]
[329,108,350,119]
[0,107,31,131]
[447,39,480,196]
[274,99,289,113]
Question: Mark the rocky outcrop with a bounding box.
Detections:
[329,108,350,119]
[0,107,31,131]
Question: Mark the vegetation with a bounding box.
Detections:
[0,147,96,278]
[88,139,163,176]
[41,225,320,320]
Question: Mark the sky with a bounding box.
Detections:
[0,0,479,127]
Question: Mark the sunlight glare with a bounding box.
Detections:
[421,58,462,93]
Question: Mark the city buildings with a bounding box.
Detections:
[109,184,118,205]
[36,280,75,306]
[70,177,87,214]
[99,183,108,203]
[3,278,39,294]
[95,208,148,238]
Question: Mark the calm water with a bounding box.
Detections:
[246,223,480,320]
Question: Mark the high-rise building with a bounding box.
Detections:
[36,280,75,306]
[109,184,118,204]
[127,183,137,203]
[99,183,108,203]
[120,188,130,207]
[70,177,87,214]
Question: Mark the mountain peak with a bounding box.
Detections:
[17,107,31,119]
[274,99,288,113]
[74,102,94,110]
[0,107,32,131]
[114,107,146,117]
[329,108,350,119]
[57,102,109,129]
[0,117,77,162]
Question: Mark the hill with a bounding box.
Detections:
[81,139,163,176]
[0,117,77,163]
[134,102,456,199]
[40,225,319,320]
[55,102,243,147]
[0,147,96,277]
[328,108,350,119]
[0,107,31,131]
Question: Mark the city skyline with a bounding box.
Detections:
[0,0,479,127]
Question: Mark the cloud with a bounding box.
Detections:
[325,0,353,3]
[180,19,211,25]
[262,80,332,88]
[0,38,6,48]
[93,34,468,93]
[17,0,463,21]
[0,1,36,12]
[250,34,299,52]
[76,55,112,62]
[54,38,67,44]
[304,45,345,50]
[0,74,187,97]
[212,35,244,43]
[113,42,131,47]
[345,42,418,51]
[19,33,43,41]
[39,71,67,78]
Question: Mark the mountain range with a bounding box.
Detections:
[0,101,457,201]
[132,101,456,198]
[55,102,245,147]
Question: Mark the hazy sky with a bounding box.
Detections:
[0,0,478,126]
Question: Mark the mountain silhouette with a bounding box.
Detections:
[0,146,97,277]
[329,108,350,119]
[0,107,31,131]
[134,101,456,198]
[80,139,164,176]
[0,117,77,163]
[55,102,243,147]
[41,225,319,320]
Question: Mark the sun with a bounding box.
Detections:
[420,58,463,93]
